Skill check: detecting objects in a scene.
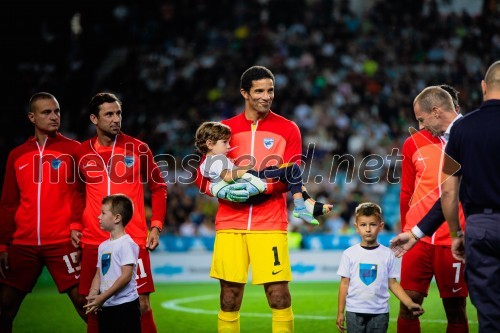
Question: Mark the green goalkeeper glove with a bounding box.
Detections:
[210,181,249,202]
[236,173,267,196]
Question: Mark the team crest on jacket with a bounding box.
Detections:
[101,253,111,275]
[83,160,97,169]
[359,263,377,286]
[51,158,62,169]
[263,138,274,149]
[124,156,135,167]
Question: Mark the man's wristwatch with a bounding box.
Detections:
[450,229,463,238]
[152,226,162,233]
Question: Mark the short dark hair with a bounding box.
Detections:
[355,202,382,222]
[88,92,122,117]
[102,194,134,227]
[439,84,460,109]
[194,121,232,154]
[28,92,57,113]
[240,66,275,92]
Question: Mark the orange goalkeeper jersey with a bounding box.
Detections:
[0,133,80,250]
[197,111,302,232]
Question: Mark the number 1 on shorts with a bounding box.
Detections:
[272,246,281,266]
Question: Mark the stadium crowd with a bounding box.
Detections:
[3,0,499,239]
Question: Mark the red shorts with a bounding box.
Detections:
[400,241,468,298]
[78,244,154,296]
[0,242,80,293]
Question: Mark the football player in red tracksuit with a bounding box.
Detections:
[0,92,86,332]
[396,86,468,332]
[71,92,166,333]
[197,66,299,333]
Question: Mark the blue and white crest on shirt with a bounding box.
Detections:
[124,156,135,167]
[359,263,377,286]
[51,158,62,170]
[101,253,111,276]
[263,138,274,149]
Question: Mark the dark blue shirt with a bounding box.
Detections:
[445,99,500,209]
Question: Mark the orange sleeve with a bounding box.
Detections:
[400,138,416,229]
[268,119,302,195]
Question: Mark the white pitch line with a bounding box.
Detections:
[161,294,478,324]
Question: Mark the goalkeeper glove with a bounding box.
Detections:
[236,173,267,196]
[210,181,249,202]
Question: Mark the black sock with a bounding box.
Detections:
[313,202,324,216]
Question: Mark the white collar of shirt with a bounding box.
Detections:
[442,113,463,143]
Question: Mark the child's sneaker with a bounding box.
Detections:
[293,206,319,225]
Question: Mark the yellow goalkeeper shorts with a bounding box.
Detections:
[210,231,292,285]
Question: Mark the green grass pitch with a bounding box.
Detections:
[14,268,478,332]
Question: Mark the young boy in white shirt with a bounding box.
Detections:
[336,202,424,333]
[84,194,140,333]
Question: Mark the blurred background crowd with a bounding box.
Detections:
[2,0,499,241]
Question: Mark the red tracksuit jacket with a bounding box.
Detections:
[71,133,167,247]
[400,129,465,245]
[0,133,80,251]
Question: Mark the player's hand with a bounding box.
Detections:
[236,173,267,196]
[71,230,82,248]
[390,231,418,258]
[336,312,346,332]
[84,294,103,315]
[0,251,9,279]
[408,303,425,317]
[451,236,465,263]
[147,227,161,251]
[210,181,249,202]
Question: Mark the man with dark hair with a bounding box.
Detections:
[196,66,299,332]
[72,92,167,333]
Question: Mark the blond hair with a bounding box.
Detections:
[413,86,454,113]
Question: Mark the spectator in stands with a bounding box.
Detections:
[4,1,498,236]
